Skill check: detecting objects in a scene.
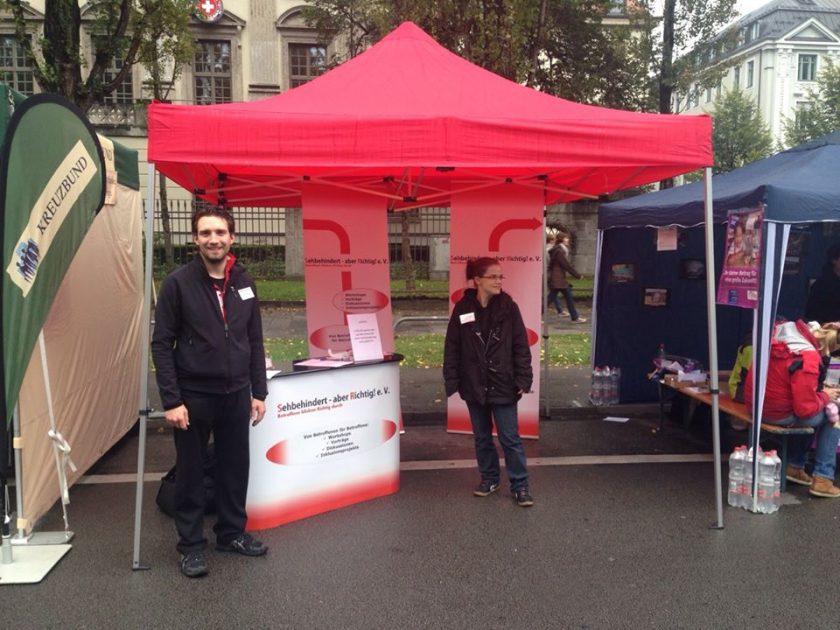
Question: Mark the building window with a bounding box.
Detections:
[94,39,133,105]
[733,65,740,88]
[746,60,754,88]
[0,35,34,95]
[193,40,232,104]
[794,101,813,131]
[798,54,817,82]
[750,22,760,41]
[715,79,722,98]
[289,43,326,88]
[705,86,712,103]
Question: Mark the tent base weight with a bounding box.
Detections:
[0,543,71,584]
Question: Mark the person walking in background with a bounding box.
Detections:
[547,232,586,324]
[443,257,535,507]
[152,208,269,578]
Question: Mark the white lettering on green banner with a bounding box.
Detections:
[5,140,98,297]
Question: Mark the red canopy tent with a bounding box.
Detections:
[147,21,711,209]
[139,23,726,553]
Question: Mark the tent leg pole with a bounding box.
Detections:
[132,166,157,570]
[12,404,28,541]
[542,213,550,419]
[703,167,724,530]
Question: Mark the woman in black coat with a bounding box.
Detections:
[443,257,534,506]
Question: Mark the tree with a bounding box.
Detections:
[654,0,739,115]
[135,1,196,273]
[303,0,653,110]
[783,58,840,148]
[4,0,195,113]
[684,88,772,181]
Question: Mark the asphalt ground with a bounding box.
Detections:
[4,300,840,628]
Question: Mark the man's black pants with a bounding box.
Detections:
[173,387,251,554]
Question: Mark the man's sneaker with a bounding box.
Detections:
[785,465,813,487]
[216,533,268,556]
[473,480,500,497]
[571,317,587,324]
[513,488,535,507]
[809,476,840,498]
[179,550,208,578]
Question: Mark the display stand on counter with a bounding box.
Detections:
[245,354,402,530]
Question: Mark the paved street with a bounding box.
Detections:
[4,300,839,628]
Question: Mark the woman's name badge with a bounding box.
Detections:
[238,287,255,300]
[460,312,476,324]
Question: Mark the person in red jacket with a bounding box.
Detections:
[744,320,840,497]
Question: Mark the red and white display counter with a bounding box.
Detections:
[245,355,402,530]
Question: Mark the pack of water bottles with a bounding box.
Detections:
[727,445,782,514]
[590,366,621,406]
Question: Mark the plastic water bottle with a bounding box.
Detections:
[743,447,756,510]
[727,446,746,508]
[657,343,666,368]
[770,450,782,512]
[611,367,621,405]
[590,368,601,405]
[602,367,611,405]
[757,451,777,514]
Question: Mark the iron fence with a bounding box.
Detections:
[148,199,451,280]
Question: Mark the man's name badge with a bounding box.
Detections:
[238,287,255,300]
[459,312,476,324]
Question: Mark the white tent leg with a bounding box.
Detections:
[132,166,157,570]
[541,211,549,417]
[703,167,724,529]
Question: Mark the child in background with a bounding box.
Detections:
[729,332,753,403]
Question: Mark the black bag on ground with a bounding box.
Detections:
[155,443,217,517]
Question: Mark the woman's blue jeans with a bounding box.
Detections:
[767,409,840,479]
[548,287,579,320]
[465,401,529,491]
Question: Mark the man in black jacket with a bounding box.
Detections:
[152,208,268,578]
[806,243,840,324]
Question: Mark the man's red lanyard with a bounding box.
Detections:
[212,254,237,323]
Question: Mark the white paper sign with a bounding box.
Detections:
[347,313,384,362]
[657,226,677,251]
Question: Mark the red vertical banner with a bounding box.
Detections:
[302,185,393,357]
[448,186,544,438]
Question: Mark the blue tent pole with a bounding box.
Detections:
[703,167,724,529]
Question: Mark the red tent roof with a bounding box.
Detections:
[147,22,711,208]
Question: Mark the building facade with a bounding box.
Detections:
[675,0,840,147]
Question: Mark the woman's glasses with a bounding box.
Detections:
[480,274,505,280]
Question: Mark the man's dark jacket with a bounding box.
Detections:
[443,289,532,405]
[152,256,268,410]
[805,268,840,324]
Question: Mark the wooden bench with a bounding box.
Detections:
[657,377,814,491]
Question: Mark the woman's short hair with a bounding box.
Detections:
[465,257,500,281]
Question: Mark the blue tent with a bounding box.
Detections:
[596,131,840,511]
[600,131,840,228]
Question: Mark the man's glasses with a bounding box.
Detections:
[479,274,505,280]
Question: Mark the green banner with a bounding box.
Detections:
[1,94,106,428]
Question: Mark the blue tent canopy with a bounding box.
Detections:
[599,131,840,229]
[596,131,840,513]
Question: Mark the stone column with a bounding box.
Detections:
[248,0,279,98]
